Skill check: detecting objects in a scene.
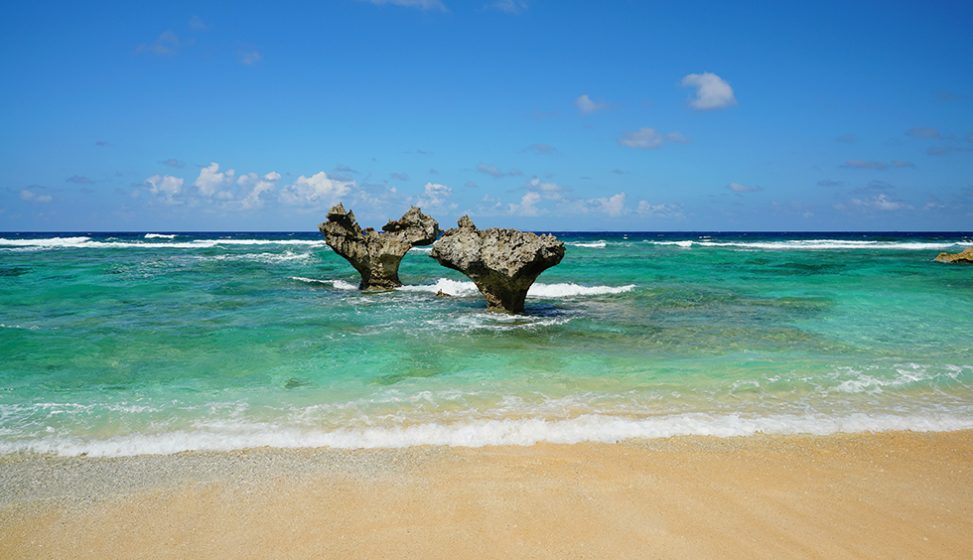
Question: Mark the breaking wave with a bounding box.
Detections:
[290,276,358,290]
[0,236,326,249]
[644,239,968,251]
[144,233,177,239]
[4,412,972,457]
[568,241,607,248]
[399,278,636,298]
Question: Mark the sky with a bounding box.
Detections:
[1,0,972,232]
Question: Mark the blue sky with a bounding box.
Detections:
[2,1,972,231]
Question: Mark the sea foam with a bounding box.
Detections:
[644,239,967,250]
[0,236,326,249]
[4,412,972,457]
[398,278,636,298]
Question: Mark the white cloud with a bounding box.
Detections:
[680,72,736,110]
[20,189,53,204]
[145,175,184,204]
[194,162,236,197]
[575,94,607,113]
[237,171,281,209]
[279,172,353,206]
[508,191,542,216]
[850,193,907,211]
[486,0,527,13]
[506,177,562,216]
[366,0,446,11]
[637,200,683,218]
[726,182,760,193]
[417,182,452,208]
[592,193,626,217]
[527,177,563,200]
[618,129,690,149]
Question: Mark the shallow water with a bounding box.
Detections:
[1,231,971,456]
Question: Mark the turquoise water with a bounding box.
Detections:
[1,232,972,456]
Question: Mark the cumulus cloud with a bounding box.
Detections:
[726,182,761,193]
[680,72,736,110]
[508,191,543,216]
[279,172,353,206]
[237,171,281,209]
[618,128,687,149]
[417,182,452,208]
[591,193,626,217]
[194,162,236,197]
[486,0,527,13]
[145,175,184,204]
[637,200,683,218]
[20,189,53,204]
[505,177,563,216]
[841,160,915,170]
[575,94,607,113]
[365,0,446,11]
[477,163,523,178]
[137,31,181,56]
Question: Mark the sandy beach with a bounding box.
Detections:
[2,430,972,559]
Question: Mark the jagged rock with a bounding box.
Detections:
[435,290,451,298]
[935,246,973,264]
[430,216,565,313]
[319,203,439,290]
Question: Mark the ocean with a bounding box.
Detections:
[1,231,971,456]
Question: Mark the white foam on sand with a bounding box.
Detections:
[4,412,972,457]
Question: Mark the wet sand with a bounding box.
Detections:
[2,431,972,559]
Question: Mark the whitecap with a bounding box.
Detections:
[290,276,358,290]
[568,241,607,248]
[144,233,177,239]
[399,278,635,298]
[643,239,966,251]
[0,237,326,249]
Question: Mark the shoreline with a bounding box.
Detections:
[3,430,972,559]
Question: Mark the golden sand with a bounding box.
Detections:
[2,431,972,559]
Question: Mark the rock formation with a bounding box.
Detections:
[935,246,973,264]
[319,203,439,290]
[430,216,565,313]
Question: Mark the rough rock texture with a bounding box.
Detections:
[319,204,439,290]
[935,246,973,264]
[430,215,565,313]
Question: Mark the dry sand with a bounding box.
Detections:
[2,430,972,559]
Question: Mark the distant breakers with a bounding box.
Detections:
[934,246,973,264]
[319,204,565,313]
